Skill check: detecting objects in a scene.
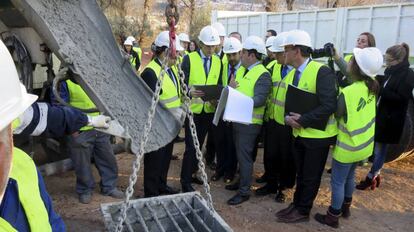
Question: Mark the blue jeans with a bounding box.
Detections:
[330,159,357,210]
[368,142,389,179]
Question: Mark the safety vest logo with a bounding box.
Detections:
[357,97,367,112]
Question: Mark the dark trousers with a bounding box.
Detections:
[144,141,174,197]
[66,130,118,195]
[180,113,213,185]
[292,136,334,215]
[214,120,237,177]
[205,127,216,164]
[264,120,296,189]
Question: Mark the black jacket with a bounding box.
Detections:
[375,60,414,144]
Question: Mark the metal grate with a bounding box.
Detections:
[101,192,233,232]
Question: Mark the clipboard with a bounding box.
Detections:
[285,84,327,130]
[193,85,224,101]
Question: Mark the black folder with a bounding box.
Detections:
[285,84,328,130]
[193,85,224,101]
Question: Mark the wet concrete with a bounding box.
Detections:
[11,0,181,152]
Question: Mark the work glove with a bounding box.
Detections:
[88,115,111,129]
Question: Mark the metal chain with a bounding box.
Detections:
[115,56,168,232]
[176,63,216,213]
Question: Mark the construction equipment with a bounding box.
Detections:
[0,0,181,153]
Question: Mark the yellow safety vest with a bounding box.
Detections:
[333,81,375,163]
[287,61,338,138]
[66,80,99,131]
[188,51,221,114]
[269,63,294,123]
[235,64,270,125]
[0,148,52,232]
[344,54,353,63]
[144,60,182,109]
[133,47,142,62]
[266,60,277,70]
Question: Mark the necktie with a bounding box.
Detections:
[292,69,301,87]
[281,65,288,78]
[229,66,236,80]
[203,57,209,76]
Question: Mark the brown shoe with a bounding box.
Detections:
[275,203,295,217]
[277,208,309,223]
[314,208,341,228]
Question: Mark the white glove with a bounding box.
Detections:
[88,115,111,129]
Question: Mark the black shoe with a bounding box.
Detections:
[223,174,234,184]
[191,177,204,185]
[327,168,332,174]
[256,175,267,184]
[182,184,195,193]
[211,172,223,181]
[79,192,92,204]
[255,184,277,196]
[227,193,250,205]
[225,182,239,191]
[275,190,286,203]
[160,185,179,195]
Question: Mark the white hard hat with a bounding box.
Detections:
[211,22,226,37]
[178,33,190,43]
[198,25,220,46]
[176,38,185,51]
[126,36,136,42]
[0,40,37,131]
[243,35,267,56]
[280,30,313,49]
[155,31,170,48]
[124,39,133,46]
[265,36,277,48]
[269,32,288,53]
[223,37,242,54]
[353,47,383,78]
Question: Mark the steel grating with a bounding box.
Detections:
[101,192,233,232]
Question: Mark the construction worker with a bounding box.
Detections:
[0,40,66,231]
[52,76,123,205]
[212,22,227,59]
[178,33,191,55]
[180,25,222,192]
[227,36,272,205]
[276,30,338,222]
[229,31,242,42]
[263,36,277,67]
[210,37,243,184]
[140,31,183,197]
[257,32,295,203]
[123,39,140,71]
[126,35,143,68]
[265,29,277,41]
[315,47,383,228]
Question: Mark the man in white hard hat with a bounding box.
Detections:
[140,31,183,197]
[263,36,277,68]
[0,40,66,231]
[212,22,226,59]
[226,35,272,205]
[178,33,191,55]
[180,25,223,192]
[210,37,243,184]
[229,31,242,43]
[257,32,296,202]
[276,30,338,223]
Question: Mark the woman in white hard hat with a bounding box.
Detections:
[315,47,383,228]
[356,43,414,190]
[123,39,140,71]
[140,31,182,197]
[0,40,66,231]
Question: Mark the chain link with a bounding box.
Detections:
[176,64,216,212]
[115,56,168,232]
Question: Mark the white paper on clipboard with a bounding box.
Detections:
[213,86,253,126]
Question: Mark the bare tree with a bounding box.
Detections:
[286,0,295,11]
[265,0,279,12]
[138,0,155,45]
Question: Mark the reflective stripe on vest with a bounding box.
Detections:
[333,81,376,163]
[272,66,295,124]
[144,60,182,109]
[188,51,221,113]
[8,148,52,232]
[235,64,269,125]
[288,61,338,138]
[66,80,99,131]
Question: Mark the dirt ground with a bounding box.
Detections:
[44,131,414,232]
